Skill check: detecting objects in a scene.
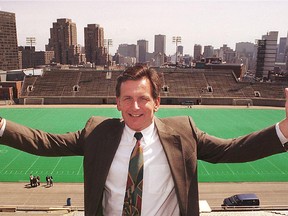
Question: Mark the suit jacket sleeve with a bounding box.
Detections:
[158,116,286,163]
[191,116,286,163]
[0,117,104,157]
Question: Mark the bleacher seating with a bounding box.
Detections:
[20,68,287,105]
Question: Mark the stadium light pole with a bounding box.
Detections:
[26,37,36,47]
[172,36,181,66]
[26,37,36,74]
[105,39,113,69]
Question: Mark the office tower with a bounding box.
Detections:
[203,45,214,58]
[277,37,287,63]
[177,45,183,56]
[19,46,55,68]
[34,51,55,66]
[219,44,236,63]
[154,34,166,55]
[235,42,255,54]
[47,18,78,65]
[235,42,256,71]
[118,44,139,62]
[193,44,202,61]
[278,37,286,55]
[0,11,19,70]
[255,31,278,79]
[84,24,107,65]
[137,40,148,63]
[18,46,35,69]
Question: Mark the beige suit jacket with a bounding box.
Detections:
[0,116,285,216]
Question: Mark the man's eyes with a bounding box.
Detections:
[140,97,149,101]
[123,97,132,101]
[122,97,150,102]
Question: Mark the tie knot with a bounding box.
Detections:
[134,132,143,141]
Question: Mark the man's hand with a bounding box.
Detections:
[279,88,288,138]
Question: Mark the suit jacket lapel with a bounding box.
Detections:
[154,117,188,214]
[84,118,125,215]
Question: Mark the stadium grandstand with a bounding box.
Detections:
[0,67,287,106]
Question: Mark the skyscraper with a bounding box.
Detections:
[193,44,202,61]
[235,42,256,71]
[256,31,278,79]
[137,40,148,63]
[277,37,287,63]
[177,45,184,56]
[18,46,35,69]
[84,24,107,66]
[203,45,214,58]
[154,34,166,55]
[0,11,19,70]
[47,18,78,65]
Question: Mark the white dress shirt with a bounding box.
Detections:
[102,122,180,216]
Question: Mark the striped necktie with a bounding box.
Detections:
[123,132,144,216]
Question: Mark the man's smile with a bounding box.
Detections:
[129,113,143,117]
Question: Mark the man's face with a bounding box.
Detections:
[116,77,160,131]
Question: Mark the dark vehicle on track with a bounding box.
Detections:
[181,101,194,108]
[222,193,260,207]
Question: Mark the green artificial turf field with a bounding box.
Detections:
[0,106,287,183]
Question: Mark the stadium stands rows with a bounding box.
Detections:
[20,68,287,106]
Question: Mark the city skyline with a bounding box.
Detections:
[1,0,288,56]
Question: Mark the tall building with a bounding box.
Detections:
[0,11,19,70]
[193,44,202,61]
[219,44,236,63]
[137,40,148,63]
[118,44,139,62]
[34,51,55,66]
[235,42,255,54]
[154,34,166,55]
[235,42,256,71]
[255,31,278,79]
[203,45,214,58]
[177,45,183,56]
[19,46,55,68]
[277,37,287,63]
[18,46,35,69]
[84,24,107,66]
[47,18,78,65]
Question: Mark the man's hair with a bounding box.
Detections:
[116,65,162,99]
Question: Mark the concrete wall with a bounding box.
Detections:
[19,96,285,107]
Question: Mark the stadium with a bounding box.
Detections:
[0,67,288,215]
[15,67,287,107]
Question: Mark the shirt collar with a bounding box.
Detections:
[124,122,155,146]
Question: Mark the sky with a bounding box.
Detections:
[1,0,288,56]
